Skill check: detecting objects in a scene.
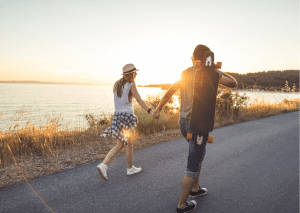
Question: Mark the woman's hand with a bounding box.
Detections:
[148,109,156,118]
[149,109,159,119]
[153,109,161,119]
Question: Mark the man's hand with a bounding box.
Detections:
[148,109,156,118]
[153,109,161,119]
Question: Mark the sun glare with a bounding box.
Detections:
[139,71,181,85]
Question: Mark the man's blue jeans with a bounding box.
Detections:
[179,117,208,178]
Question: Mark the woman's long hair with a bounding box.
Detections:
[113,72,135,101]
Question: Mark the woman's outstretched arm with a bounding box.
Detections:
[130,83,151,111]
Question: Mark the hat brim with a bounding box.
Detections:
[122,70,139,75]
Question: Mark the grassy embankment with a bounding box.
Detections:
[0,89,299,188]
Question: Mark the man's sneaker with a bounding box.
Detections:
[97,163,108,181]
[189,187,207,198]
[176,200,197,213]
[127,166,142,176]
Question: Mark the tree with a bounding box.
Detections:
[292,83,297,92]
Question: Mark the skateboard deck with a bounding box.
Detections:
[189,51,220,151]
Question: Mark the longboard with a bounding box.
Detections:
[189,51,220,151]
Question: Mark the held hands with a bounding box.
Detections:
[152,109,161,119]
[148,109,158,119]
[147,108,161,119]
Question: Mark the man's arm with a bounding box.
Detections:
[216,70,238,88]
[154,82,180,118]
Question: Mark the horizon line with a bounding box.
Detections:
[0,80,111,86]
[1,69,298,86]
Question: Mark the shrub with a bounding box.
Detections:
[215,89,248,120]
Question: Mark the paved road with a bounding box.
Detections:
[0,112,299,213]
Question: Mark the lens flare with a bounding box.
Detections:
[7,144,55,213]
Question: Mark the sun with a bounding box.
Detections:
[123,35,194,86]
[135,63,182,85]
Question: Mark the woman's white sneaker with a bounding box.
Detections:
[97,163,108,181]
[127,166,142,176]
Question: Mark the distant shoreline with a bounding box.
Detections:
[0,81,110,86]
[1,81,167,88]
[2,81,299,93]
[137,84,172,90]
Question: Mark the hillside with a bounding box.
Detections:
[139,70,299,92]
[227,70,299,91]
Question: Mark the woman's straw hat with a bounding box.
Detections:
[122,64,139,75]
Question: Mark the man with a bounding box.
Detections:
[153,44,238,213]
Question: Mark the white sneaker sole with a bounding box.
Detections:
[97,166,108,181]
[127,168,142,176]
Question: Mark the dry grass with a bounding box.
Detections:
[0,91,299,189]
[232,97,299,123]
[0,127,183,189]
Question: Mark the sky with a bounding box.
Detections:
[1,0,299,85]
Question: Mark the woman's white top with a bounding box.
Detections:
[114,82,134,114]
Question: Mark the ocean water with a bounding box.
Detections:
[0,83,298,131]
[232,90,299,104]
[0,83,162,130]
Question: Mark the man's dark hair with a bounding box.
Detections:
[193,44,210,60]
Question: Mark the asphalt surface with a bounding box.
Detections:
[0,112,299,213]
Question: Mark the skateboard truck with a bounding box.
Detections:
[187,133,214,152]
[186,133,214,143]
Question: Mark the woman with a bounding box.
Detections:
[97,63,155,181]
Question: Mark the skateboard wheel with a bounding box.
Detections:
[215,62,222,69]
[187,133,193,140]
[208,136,214,143]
